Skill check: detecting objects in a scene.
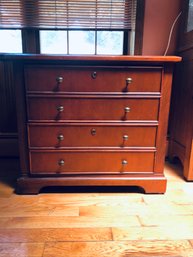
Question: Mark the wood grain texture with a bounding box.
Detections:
[29,151,155,174]
[43,240,192,257]
[0,215,140,229]
[27,97,159,121]
[112,226,193,241]
[138,215,193,227]
[0,162,193,256]
[28,124,157,148]
[0,242,44,257]
[25,66,162,93]
[17,175,167,194]
[0,204,79,217]
[0,54,182,62]
[0,228,112,243]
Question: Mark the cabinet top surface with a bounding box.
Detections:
[0,54,181,63]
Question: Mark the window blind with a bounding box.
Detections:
[0,0,137,30]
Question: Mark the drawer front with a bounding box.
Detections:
[30,151,154,174]
[25,66,162,93]
[27,97,159,121]
[28,125,157,147]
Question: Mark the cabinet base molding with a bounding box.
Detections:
[17,174,167,194]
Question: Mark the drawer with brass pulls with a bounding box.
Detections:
[10,55,181,194]
[25,66,162,93]
[27,97,159,121]
[28,124,157,148]
[29,151,155,174]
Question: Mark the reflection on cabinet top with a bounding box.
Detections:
[0,54,182,63]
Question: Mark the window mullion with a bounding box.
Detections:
[123,31,129,55]
[22,29,40,54]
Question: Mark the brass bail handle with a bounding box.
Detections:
[57,134,64,141]
[57,105,64,112]
[124,106,131,116]
[123,135,129,141]
[56,76,63,84]
[126,77,133,86]
[125,77,133,91]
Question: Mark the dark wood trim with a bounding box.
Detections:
[0,61,17,134]
[0,60,19,157]
[0,133,19,157]
[17,175,167,194]
[14,62,30,175]
[123,31,129,55]
[0,54,182,63]
[0,157,20,178]
[134,0,145,55]
[22,29,40,54]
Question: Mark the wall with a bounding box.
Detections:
[142,0,182,55]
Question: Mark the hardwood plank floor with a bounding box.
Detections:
[43,241,193,257]
[0,160,193,257]
[0,228,112,243]
[0,242,44,257]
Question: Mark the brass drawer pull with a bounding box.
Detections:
[56,76,63,84]
[57,134,64,141]
[124,107,131,113]
[122,160,128,165]
[58,159,65,166]
[57,105,64,112]
[126,77,133,85]
[123,135,129,141]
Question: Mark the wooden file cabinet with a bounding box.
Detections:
[4,55,180,194]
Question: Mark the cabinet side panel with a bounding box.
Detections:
[154,64,174,173]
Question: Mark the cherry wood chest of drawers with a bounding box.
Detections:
[5,55,181,194]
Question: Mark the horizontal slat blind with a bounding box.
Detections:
[0,0,23,28]
[0,0,137,30]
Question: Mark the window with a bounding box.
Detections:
[0,29,22,53]
[40,30,124,55]
[40,30,68,54]
[0,0,144,55]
